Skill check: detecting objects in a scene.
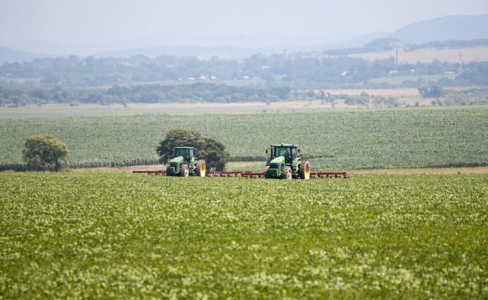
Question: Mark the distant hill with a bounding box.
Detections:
[388,15,488,44]
[2,15,488,61]
[0,46,42,64]
[319,32,387,50]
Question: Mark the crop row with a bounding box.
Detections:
[1,173,487,298]
[1,107,488,170]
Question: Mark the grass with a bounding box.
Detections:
[1,172,487,299]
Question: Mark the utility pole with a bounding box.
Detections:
[396,46,399,66]
[458,52,463,72]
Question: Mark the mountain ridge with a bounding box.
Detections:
[388,15,488,44]
[0,46,43,64]
[1,14,488,62]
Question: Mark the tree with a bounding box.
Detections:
[198,137,230,171]
[156,129,204,162]
[23,135,69,171]
[418,86,444,98]
[156,129,230,171]
[307,90,316,98]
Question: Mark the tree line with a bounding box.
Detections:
[2,51,488,91]
[322,38,488,55]
[0,83,291,107]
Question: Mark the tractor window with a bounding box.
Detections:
[175,148,189,158]
[283,148,291,162]
[291,147,297,158]
[189,148,194,157]
[272,147,280,157]
[274,147,291,158]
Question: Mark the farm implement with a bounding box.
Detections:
[132,170,349,178]
[133,143,349,179]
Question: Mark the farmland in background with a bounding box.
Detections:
[0,101,375,119]
[1,107,487,171]
[3,86,488,120]
[345,46,488,64]
[1,173,487,299]
[366,74,457,86]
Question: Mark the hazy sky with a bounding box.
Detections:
[1,0,487,44]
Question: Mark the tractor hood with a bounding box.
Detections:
[266,156,284,178]
[269,156,285,165]
[169,156,184,164]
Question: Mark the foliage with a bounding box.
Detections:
[156,128,204,160]
[455,62,488,86]
[199,137,230,171]
[156,128,230,171]
[22,134,69,171]
[405,38,488,51]
[363,38,402,52]
[443,88,488,106]
[1,108,488,171]
[323,38,488,55]
[418,85,444,98]
[2,49,488,92]
[1,172,487,298]
[0,83,291,106]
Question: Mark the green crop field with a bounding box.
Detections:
[0,173,487,299]
[1,107,488,171]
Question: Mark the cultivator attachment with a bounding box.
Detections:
[132,170,349,179]
[310,171,350,179]
[206,171,266,178]
[132,170,166,175]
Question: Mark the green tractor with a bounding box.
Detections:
[265,144,310,180]
[165,147,206,177]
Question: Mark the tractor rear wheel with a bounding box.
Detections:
[281,166,292,180]
[298,160,310,179]
[195,160,206,177]
[180,164,189,177]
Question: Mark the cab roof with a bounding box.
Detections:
[271,143,299,147]
[174,146,195,149]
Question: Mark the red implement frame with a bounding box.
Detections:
[132,170,349,178]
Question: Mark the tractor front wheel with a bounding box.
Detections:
[298,160,310,179]
[281,166,292,180]
[195,160,206,177]
[180,164,189,177]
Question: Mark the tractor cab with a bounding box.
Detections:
[270,144,299,164]
[174,147,194,162]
